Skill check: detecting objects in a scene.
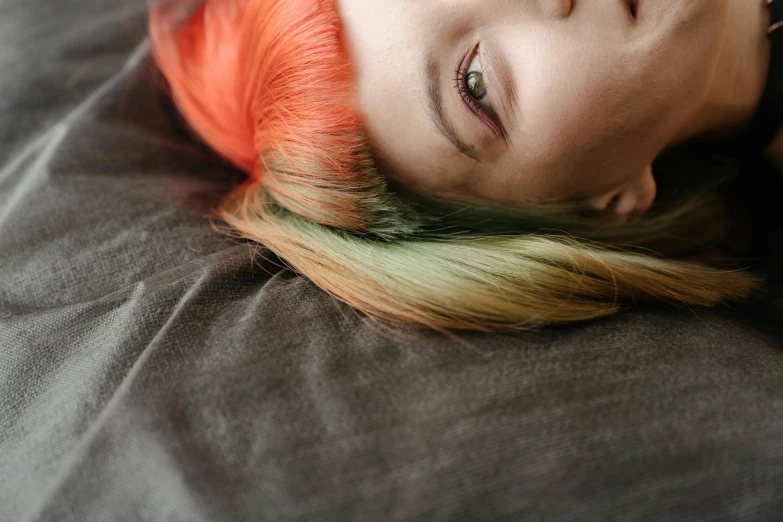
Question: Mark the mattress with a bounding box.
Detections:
[2,1,783,520]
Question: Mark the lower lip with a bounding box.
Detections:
[622,0,639,18]
[631,0,641,18]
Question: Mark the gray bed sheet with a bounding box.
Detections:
[2,1,783,521]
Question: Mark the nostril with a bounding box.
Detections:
[605,194,622,212]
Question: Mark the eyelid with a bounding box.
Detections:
[454,43,504,138]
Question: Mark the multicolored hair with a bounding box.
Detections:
[148,0,759,333]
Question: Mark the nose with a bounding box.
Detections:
[589,166,657,224]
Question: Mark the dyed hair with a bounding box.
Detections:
[148,0,759,333]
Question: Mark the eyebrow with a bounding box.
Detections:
[425,53,482,163]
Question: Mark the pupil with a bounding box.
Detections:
[466,71,486,100]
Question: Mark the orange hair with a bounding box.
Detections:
[148,0,394,233]
[147,0,758,333]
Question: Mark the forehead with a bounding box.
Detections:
[338,0,420,70]
[337,0,477,189]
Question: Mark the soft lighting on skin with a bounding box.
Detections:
[337,0,769,224]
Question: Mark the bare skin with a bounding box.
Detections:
[336,0,771,223]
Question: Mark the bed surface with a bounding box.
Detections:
[2,1,783,520]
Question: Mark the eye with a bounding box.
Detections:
[464,54,491,109]
[454,45,503,137]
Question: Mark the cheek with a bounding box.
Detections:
[515,8,726,149]
[515,69,669,200]
[520,41,693,171]
[522,73,646,170]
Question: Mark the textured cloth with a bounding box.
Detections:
[2,1,783,521]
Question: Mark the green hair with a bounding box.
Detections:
[214,146,759,333]
[151,0,761,334]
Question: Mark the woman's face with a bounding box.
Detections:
[336,0,731,222]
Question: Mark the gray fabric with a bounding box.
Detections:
[2,1,783,520]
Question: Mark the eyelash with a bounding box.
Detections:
[453,69,489,116]
[453,47,503,137]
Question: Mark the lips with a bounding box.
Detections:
[629,0,639,18]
